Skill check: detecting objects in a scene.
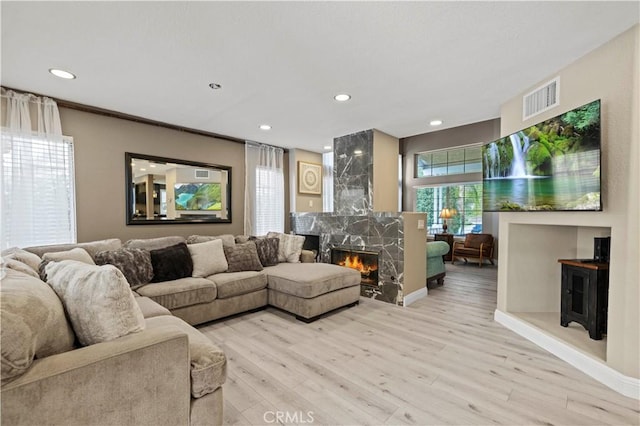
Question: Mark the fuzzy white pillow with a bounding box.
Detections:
[188,239,228,277]
[266,232,305,263]
[45,260,145,346]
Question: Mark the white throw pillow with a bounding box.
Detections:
[266,232,305,263]
[188,239,228,277]
[45,260,145,346]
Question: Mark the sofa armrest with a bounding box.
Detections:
[1,328,191,426]
[427,241,450,257]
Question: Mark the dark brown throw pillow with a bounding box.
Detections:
[149,242,193,282]
[251,237,279,267]
[223,242,264,273]
[95,248,154,289]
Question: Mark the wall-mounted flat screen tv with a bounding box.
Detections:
[175,183,222,211]
[483,99,601,212]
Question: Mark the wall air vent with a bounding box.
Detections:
[523,77,560,121]
[195,169,210,179]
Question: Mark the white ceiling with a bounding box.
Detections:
[2,2,638,153]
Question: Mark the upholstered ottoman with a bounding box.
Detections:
[264,263,361,322]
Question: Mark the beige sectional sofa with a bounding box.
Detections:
[1,234,361,425]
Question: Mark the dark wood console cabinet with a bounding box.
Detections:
[434,233,454,262]
[558,259,609,340]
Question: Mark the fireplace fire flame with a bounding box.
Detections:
[339,254,378,276]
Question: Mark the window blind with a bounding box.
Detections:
[254,166,284,236]
[1,131,76,249]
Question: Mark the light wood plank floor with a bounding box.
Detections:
[198,263,640,425]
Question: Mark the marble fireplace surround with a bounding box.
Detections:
[290,129,424,306]
[291,212,406,305]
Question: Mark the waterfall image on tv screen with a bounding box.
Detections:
[174,183,222,211]
[483,99,601,212]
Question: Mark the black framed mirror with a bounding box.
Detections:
[125,152,232,225]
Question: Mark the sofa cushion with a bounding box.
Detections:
[135,296,172,318]
[223,242,263,273]
[94,248,154,289]
[24,238,122,260]
[251,237,280,267]
[265,263,361,299]
[187,234,236,248]
[208,271,268,299]
[1,247,42,273]
[188,239,228,278]
[145,315,226,398]
[150,243,193,282]
[124,236,186,251]
[0,268,76,384]
[136,277,217,310]
[45,260,145,347]
[427,241,450,257]
[267,232,305,263]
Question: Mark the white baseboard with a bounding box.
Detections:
[403,287,428,307]
[494,309,640,400]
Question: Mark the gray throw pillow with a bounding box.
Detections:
[223,242,263,273]
[251,237,279,267]
[95,248,154,289]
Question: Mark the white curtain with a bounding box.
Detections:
[322,151,334,213]
[1,88,76,249]
[244,142,284,236]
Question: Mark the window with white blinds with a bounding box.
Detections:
[1,131,76,249]
[253,166,284,236]
[244,142,284,236]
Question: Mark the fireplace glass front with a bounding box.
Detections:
[331,248,379,286]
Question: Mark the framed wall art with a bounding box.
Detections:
[298,161,322,195]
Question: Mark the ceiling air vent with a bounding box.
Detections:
[194,169,210,179]
[523,77,560,121]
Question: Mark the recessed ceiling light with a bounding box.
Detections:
[323,145,332,150]
[49,68,76,79]
[334,93,351,102]
[209,83,222,90]
[150,164,156,168]
[430,119,443,126]
[259,124,272,130]
[140,168,147,172]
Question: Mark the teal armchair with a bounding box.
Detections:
[427,241,450,286]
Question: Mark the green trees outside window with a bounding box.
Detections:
[416,183,482,235]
